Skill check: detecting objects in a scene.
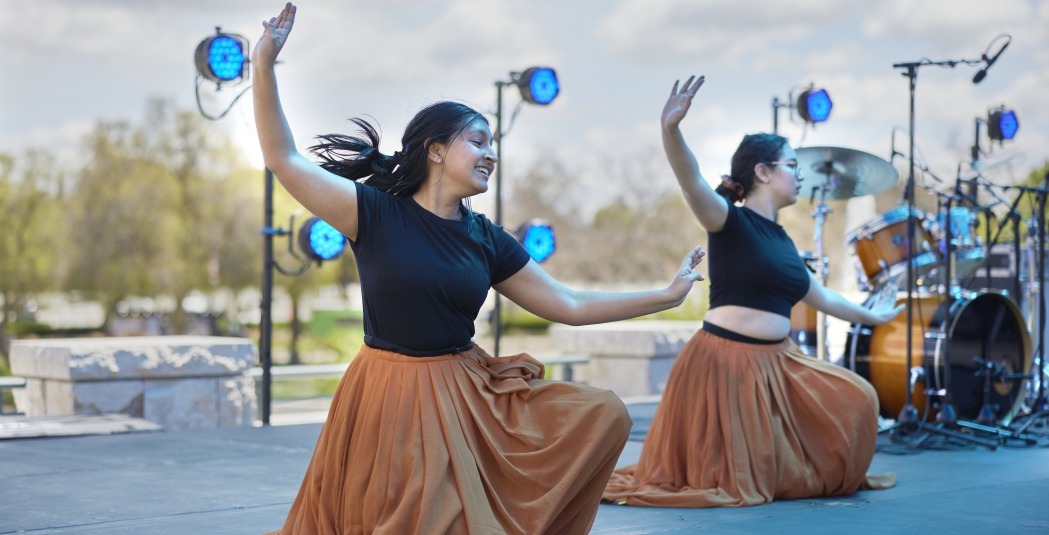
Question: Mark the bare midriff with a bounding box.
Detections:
[703,305,790,341]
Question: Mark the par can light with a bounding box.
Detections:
[195,31,249,85]
[517,67,559,105]
[797,88,832,124]
[988,108,1019,141]
[298,217,347,263]
[515,220,556,263]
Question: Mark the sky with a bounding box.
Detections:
[3,0,1048,220]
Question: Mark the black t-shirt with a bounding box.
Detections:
[708,203,811,318]
[350,181,532,356]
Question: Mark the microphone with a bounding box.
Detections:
[973,40,1010,84]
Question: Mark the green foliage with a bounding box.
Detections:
[63,98,263,325]
[307,309,364,338]
[271,377,342,399]
[500,305,552,333]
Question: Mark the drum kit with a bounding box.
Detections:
[786,145,1048,445]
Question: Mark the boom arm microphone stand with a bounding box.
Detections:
[886,57,993,449]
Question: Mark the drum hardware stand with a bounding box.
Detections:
[809,177,835,362]
[1011,179,1049,433]
[886,56,984,447]
[913,186,998,450]
[977,177,1025,299]
[958,358,1039,445]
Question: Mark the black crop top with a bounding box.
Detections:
[707,204,811,318]
[351,181,532,356]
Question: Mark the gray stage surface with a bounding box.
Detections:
[2,402,1048,534]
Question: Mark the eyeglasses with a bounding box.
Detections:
[763,160,802,178]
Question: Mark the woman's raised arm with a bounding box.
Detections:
[252,3,360,240]
[662,75,729,232]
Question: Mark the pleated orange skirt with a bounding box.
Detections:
[602,329,895,508]
[269,344,631,534]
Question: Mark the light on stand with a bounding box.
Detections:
[297,217,347,264]
[771,84,832,134]
[492,67,559,356]
[797,87,833,124]
[515,220,556,263]
[988,108,1019,142]
[515,67,559,105]
[194,30,249,86]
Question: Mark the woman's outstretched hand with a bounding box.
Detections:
[867,302,905,326]
[667,245,707,305]
[252,3,297,68]
[662,75,705,130]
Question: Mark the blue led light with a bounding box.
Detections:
[800,88,832,123]
[517,67,559,105]
[208,35,246,81]
[997,110,1019,140]
[528,68,559,105]
[299,217,346,262]
[520,223,555,263]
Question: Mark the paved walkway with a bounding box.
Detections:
[1,402,1048,534]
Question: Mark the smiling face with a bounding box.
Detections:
[432,118,498,197]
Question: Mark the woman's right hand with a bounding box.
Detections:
[662,74,705,130]
[665,245,707,305]
[252,3,297,68]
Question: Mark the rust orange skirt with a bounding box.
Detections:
[603,329,895,508]
[269,344,631,534]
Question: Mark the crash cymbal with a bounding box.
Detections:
[795,146,899,200]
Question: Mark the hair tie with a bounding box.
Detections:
[391,150,403,164]
[720,175,745,200]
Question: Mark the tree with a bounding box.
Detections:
[0,149,66,357]
[64,99,262,329]
[269,187,350,365]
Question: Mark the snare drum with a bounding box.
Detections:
[847,206,941,290]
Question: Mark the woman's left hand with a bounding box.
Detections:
[667,245,706,304]
[867,302,905,326]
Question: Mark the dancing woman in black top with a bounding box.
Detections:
[254,5,707,533]
[604,75,902,508]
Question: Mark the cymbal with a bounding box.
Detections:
[795,146,899,200]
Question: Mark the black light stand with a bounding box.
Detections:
[885,58,994,449]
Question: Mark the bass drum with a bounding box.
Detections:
[844,291,1031,424]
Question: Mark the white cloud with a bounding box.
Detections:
[595,0,859,61]
[863,0,1033,48]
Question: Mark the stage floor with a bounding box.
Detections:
[1,401,1047,534]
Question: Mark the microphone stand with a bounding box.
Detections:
[885,57,995,450]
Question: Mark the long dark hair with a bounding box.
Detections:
[715,133,789,203]
[309,101,487,197]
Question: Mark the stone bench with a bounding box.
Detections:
[548,321,700,398]
[10,336,258,431]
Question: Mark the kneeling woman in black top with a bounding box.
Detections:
[604,75,903,508]
[254,5,707,534]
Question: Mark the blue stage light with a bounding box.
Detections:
[988,108,1019,141]
[298,217,347,263]
[516,220,556,263]
[518,67,559,105]
[797,88,832,123]
[194,31,249,85]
